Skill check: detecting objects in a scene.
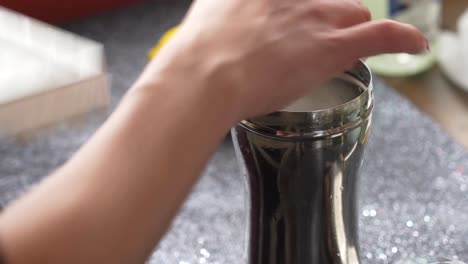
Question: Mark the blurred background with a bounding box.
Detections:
[1,0,468,263]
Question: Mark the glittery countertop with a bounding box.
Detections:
[1,1,468,263]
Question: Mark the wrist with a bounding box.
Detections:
[128,59,240,134]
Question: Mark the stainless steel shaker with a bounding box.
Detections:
[232,61,373,264]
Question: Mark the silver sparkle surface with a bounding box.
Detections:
[0,1,467,263]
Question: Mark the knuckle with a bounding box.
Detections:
[323,31,347,52]
[306,5,330,23]
[379,19,404,35]
[360,6,372,21]
[354,0,372,20]
[405,24,422,35]
[305,30,357,73]
[325,31,361,63]
[378,19,422,45]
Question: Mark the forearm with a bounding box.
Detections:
[0,71,235,263]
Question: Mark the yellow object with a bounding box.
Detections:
[148,26,179,60]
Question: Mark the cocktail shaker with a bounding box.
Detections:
[232,61,373,264]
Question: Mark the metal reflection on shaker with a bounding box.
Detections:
[232,61,373,264]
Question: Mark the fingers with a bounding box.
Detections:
[331,0,372,27]
[338,19,428,60]
[304,0,371,28]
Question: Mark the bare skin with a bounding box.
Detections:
[0,0,427,263]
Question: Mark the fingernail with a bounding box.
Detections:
[424,38,431,52]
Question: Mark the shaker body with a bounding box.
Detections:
[232,61,374,264]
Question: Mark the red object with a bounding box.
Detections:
[0,0,141,24]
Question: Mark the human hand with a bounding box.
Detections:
[139,0,427,121]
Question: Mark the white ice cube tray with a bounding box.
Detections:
[0,7,109,136]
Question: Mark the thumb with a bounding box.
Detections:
[340,20,428,59]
